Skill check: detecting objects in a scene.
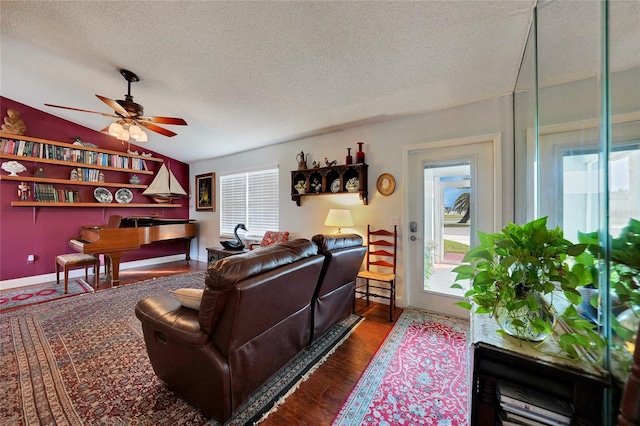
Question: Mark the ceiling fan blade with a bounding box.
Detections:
[44,103,119,118]
[138,121,178,137]
[140,116,188,126]
[95,94,130,117]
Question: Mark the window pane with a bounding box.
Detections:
[220,168,279,238]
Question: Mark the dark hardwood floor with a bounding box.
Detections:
[5,260,401,424]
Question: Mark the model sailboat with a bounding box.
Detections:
[143,163,187,203]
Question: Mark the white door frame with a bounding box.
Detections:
[401,133,503,310]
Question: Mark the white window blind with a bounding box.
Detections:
[220,167,279,238]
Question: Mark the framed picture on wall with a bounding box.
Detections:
[196,173,215,211]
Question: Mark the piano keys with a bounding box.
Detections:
[69,215,196,285]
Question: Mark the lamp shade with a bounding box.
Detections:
[324,209,354,232]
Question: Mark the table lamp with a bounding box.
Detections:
[324,209,354,233]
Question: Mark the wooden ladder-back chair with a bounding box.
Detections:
[355,225,397,321]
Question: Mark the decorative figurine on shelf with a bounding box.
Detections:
[17,181,30,201]
[73,188,80,203]
[129,174,141,185]
[1,160,26,176]
[346,177,360,192]
[98,171,105,182]
[294,180,307,194]
[1,109,27,135]
[296,151,309,170]
[35,167,46,177]
[312,178,322,193]
[312,160,321,168]
[324,157,337,167]
[356,142,365,163]
[70,169,79,181]
[220,223,247,250]
[346,148,353,165]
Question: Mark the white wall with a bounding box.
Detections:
[189,94,514,307]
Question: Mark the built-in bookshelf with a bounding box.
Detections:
[0,132,180,208]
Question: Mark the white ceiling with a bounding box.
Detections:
[1,0,558,164]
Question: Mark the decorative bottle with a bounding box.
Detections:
[356,142,365,164]
[346,148,353,165]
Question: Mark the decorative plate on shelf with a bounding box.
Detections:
[94,187,113,203]
[331,179,341,193]
[376,173,396,196]
[115,188,133,204]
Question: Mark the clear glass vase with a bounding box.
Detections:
[494,292,555,342]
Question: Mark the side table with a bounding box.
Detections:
[469,312,610,425]
[206,246,249,266]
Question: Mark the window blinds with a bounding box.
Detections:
[219,167,279,238]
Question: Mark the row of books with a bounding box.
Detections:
[72,168,103,183]
[497,381,572,426]
[34,183,80,203]
[1,138,148,171]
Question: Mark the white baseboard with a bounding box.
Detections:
[0,255,186,291]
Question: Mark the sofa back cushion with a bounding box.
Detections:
[312,233,363,254]
[310,234,366,341]
[199,239,319,335]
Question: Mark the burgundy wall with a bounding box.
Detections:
[0,97,191,282]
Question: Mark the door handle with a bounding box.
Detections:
[410,235,417,241]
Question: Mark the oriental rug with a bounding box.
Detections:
[333,309,470,426]
[0,271,363,425]
[0,279,93,311]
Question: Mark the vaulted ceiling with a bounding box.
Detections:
[3,1,633,164]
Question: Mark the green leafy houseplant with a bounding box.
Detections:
[577,218,640,380]
[452,217,606,359]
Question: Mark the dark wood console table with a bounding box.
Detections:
[206,246,249,266]
[470,313,610,425]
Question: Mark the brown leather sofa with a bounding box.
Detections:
[310,233,366,342]
[134,236,365,423]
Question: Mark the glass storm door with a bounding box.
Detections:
[407,139,497,318]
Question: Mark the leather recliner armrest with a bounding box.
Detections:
[135,294,209,347]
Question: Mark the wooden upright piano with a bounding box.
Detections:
[69,215,196,285]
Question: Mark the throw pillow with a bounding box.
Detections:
[170,288,204,310]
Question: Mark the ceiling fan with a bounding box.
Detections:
[45,69,187,139]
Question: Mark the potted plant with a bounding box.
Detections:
[452,217,605,359]
[577,218,640,380]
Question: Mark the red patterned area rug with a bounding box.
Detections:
[0,279,93,311]
[333,308,469,426]
[0,271,363,425]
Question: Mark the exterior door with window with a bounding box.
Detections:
[406,135,500,318]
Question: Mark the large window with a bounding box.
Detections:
[219,167,279,238]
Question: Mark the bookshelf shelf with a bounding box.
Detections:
[10,201,181,208]
[0,132,176,207]
[0,175,147,189]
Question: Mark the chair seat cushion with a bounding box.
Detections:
[56,253,97,265]
[357,270,395,282]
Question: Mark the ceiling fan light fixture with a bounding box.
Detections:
[108,122,124,137]
[119,129,130,141]
[129,125,142,138]
[134,130,148,142]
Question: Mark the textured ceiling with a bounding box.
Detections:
[2,1,542,163]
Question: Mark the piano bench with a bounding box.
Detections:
[56,254,100,293]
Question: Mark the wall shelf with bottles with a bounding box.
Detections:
[290,163,368,206]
